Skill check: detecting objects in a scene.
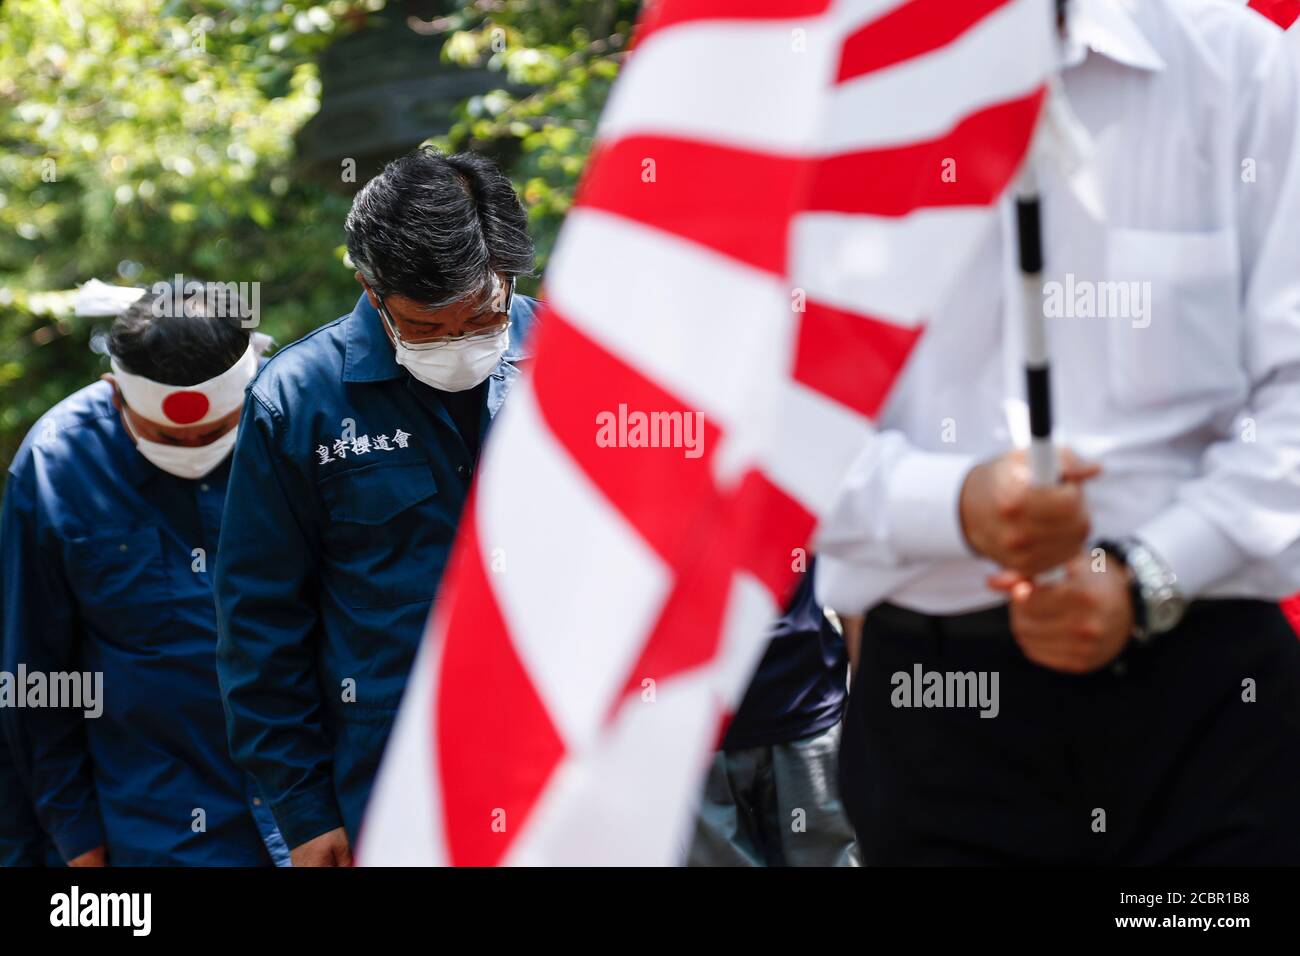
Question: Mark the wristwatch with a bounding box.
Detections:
[1097,537,1187,643]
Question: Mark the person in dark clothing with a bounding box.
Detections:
[687,562,859,866]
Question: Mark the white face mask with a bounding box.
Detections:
[124,415,238,480]
[394,325,509,392]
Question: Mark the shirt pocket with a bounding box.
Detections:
[64,528,171,642]
[317,460,446,609]
[1104,226,1244,410]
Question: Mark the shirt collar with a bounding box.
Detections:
[342,292,404,384]
[1063,0,1167,72]
[113,416,159,487]
[95,383,156,488]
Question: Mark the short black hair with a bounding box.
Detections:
[107,280,251,386]
[345,147,535,305]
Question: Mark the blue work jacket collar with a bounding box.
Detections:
[108,407,160,488]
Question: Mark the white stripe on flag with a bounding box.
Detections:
[505,573,778,865]
[789,206,1000,324]
[548,208,796,427]
[505,670,720,866]
[602,0,1052,157]
[598,20,842,153]
[359,633,446,865]
[705,572,783,715]
[761,377,877,512]
[824,0,1056,151]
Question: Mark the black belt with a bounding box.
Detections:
[868,597,1259,643]
[867,602,1012,641]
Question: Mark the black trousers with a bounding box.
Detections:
[839,599,1300,865]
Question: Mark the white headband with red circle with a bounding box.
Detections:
[76,278,261,427]
[110,343,258,427]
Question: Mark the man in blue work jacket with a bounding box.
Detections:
[0,281,287,866]
[215,148,539,866]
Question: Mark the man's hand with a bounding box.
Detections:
[290,827,352,867]
[67,846,107,867]
[959,448,1100,577]
[989,552,1134,674]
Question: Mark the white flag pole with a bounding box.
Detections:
[1014,163,1057,488]
[1011,3,1107,580]
[1017,1,1107,493]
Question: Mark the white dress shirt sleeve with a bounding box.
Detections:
[815,429,979,567]
[1139,25,1300,597]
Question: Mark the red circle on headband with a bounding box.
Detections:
[162,391,210,425]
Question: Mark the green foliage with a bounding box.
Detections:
[0,0,631,471]
[431,0,639,277]
[0,0,375,467]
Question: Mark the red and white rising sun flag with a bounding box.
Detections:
[361,0,1055,865]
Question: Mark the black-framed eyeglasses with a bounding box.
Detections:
[376,275,515,351]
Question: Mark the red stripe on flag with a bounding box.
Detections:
[577,136,804,275]
[836,0,1013,83]
[434,510,566,866]
[577,94,1041,275]
[794,298,924,418]
[729,469,818,600]
[635,0,833,48]
[806,89,1046,215]
[1249,0,1300,29]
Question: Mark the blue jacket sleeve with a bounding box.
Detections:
[0,464,105,862]
[215,391,342,850]
[0,728,52,866]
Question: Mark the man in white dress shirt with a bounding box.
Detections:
[817,0,1300,864]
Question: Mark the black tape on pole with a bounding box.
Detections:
[1026,366,1052,439]
[1016,196,1043,275]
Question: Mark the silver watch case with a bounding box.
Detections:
[1122,538,1187,641]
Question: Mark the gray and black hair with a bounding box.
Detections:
[344,147,535,307]
[107,279,251,386]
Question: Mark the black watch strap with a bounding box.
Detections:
[1097,538,1147,637]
